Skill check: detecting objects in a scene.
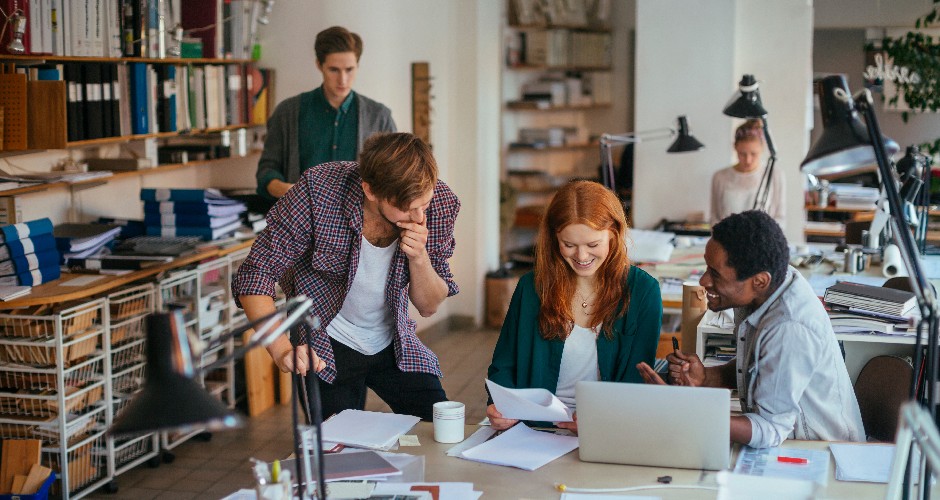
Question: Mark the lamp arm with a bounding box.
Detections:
[752,117,778,212]
[599,127,678,191]
[199,295,315,373]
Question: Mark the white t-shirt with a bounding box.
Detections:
[710,165,786,226]
[555,324,600,410]
[325,236,397,355]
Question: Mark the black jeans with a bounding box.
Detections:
[298,338,447,423]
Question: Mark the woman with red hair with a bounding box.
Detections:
[486,180,662,433]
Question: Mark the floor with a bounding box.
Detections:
[84,326,499,500]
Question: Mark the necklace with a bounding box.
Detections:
[575,290,595,309]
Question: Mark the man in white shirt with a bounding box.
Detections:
[637,210,864,448]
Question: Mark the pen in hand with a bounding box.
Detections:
[672,336,679,353]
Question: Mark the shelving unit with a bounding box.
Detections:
[501,4,616,262]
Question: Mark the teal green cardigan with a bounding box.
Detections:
[487,266,662,400]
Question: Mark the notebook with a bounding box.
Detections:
[576,381,731,470]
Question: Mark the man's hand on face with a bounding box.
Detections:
[397,220,429,262]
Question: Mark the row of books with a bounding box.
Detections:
[0,218,60,287]
[29,62,265,142]
[1,0,264,60]
[513,30,612,68]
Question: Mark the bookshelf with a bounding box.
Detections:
[501,0,616,264]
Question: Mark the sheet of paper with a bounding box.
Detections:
[321,410,419,451]
[485,379,573,422]
[219,490,257,500]
[627,229,675,263]
[446,427,498,457]
[372,482,482,500]
[829,443,918,483]
[458,423,579,471]
[734,446,830,485]
[562,495,660,500]
[60,275,107,286]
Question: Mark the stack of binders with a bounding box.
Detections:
[824,281,920,335]
[0,218,61,286]
[141,188,246,241]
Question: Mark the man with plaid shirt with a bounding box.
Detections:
[234,133,460,421]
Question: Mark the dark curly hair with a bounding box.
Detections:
[711,210,789,290]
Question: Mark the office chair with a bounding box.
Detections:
[853,355,914,442]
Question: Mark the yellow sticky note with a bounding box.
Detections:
[398,434,421,447]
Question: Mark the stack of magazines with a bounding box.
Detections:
[824,281,919,335]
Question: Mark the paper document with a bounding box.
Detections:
[485,379,573,422]
[830,443,917,483]
[734,446,830,485]
[458,423,579,470]
[321,409,419,451]
[372,482,483,500]
[446,427,498,457]
[562,495,660,500]
[627,229,675,263]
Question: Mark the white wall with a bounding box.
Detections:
[633,0,735,231]
[734,0,814,241]
[633,0,813,242]
[259,0,502,328]
[815,0,937,28]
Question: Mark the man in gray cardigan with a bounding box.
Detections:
[257,26,396,200]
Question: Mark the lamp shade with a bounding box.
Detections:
[667,116,705,153]
[723,74,767,118]
[110,312,242,436]
[801,75,899,176]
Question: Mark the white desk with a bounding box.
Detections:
[407,422,896,498]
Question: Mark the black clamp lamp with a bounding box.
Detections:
[723,74,777,212]
[800,74,931,500]
[110,295,329,500]
[599,115,705,192]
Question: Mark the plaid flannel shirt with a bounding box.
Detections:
[232,161,460,383]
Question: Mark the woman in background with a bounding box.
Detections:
[486,180,662,433]
[710,119,785,226]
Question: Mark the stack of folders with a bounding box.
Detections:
[0,218,61,286]
[824,281,918,335]
[141,188,246,241]
[54,223,122,260]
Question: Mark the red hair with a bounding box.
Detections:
[534,181,631,340]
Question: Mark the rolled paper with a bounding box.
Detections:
[882,243,907,278]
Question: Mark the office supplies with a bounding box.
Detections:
[735,446,829,485]
[275,451,402,482]
[321,409,420,451]
[112,236,202,257]
[672,335,679,352]
[576,381,731,470]
[485,379,573,422]
[458,423,579,471]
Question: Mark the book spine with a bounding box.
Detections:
[0,218,54,241]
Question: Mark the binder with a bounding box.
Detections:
[0,232,56,261]
[155,64,177,132]
[145,219,242,240]
[81,63,104,140]
[0,218,54,242]
[140,188,232,203]
[120,0,142,56]
[143,201,246,217]
[128,62,149,134]
[143,212,240,229]
[64,63,84,141]
[7,248,60,273]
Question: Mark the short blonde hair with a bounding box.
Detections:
[359,133,438,209]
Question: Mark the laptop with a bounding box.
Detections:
[576,381,731,470]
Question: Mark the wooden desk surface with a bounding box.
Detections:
[0,238,254,309]
[408,422,891,499]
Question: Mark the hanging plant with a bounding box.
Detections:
[866,1,940,157]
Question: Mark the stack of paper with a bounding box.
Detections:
[734,446,830,486]
[829,443,916,483]
[321,410,419,451]
[454,424,579,471]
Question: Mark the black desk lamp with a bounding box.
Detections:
[599,115,705,191]
[110,295,329,500]
[723,74,778,212]
[800,74,929,499]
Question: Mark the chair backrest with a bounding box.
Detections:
[854,355,914,442]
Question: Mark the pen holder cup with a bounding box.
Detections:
[432,401,465,443]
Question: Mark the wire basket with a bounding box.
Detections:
[0,329,103,368]
[0,357,104,392]
[107,284,155,322]
[45,433,107,496]
[0,301,102,339]
[111,363,145,395]
[110,339,145,372]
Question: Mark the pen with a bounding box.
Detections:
[777,455,808,464]
[672,336,679,353]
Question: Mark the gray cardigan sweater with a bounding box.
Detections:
[256,90,396,197]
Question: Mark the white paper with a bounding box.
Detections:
[734,446,830,486]
[458,423,579,471]
[321,410,420,451]
[446,427,497,457]
[830,443,918,483]
[485,379,573,422]
[627,229,675,263]
[562,495,660,500]
[371,482,482,500]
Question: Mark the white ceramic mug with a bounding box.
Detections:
[432,401,465,443]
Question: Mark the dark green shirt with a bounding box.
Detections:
[487,267,662,424]
[298,86,359,173]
